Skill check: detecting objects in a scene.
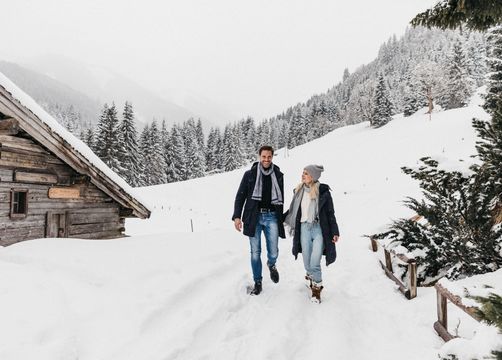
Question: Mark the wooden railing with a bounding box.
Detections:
[370,237,418,299]
[433,282,481,342]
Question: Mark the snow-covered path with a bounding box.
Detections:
[0,99,487,359]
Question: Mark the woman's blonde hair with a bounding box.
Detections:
[295,181,319,199]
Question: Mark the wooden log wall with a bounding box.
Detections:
[0,132,126,246]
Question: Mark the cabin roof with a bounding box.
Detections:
[0,71,151,219]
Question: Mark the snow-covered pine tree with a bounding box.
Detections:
[205,127,221,173]
[370,74,393,128]
[471,293,502,360]
[147,120,168,184]
[167,124,186,182]
[83,127,96,152]
[184,119,206,179]
[440,39,474,110]
[95,103,125,175]
[288,107,304,148]
[473,24,502,233]
[118,101,141,186]
[195,118,205,156]
[403,65,428,117]
[222,124,244,171]
[256,121,271,149]
[465,32,488,87]
[242,117,257,161]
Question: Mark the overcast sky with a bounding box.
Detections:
[1,0,437,121]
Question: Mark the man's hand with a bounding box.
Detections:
[332,235,340,243]
[234,218,242,232]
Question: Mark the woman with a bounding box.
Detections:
[284,165,340,303]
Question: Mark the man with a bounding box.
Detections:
[232,145,285,295]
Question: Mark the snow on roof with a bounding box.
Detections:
[0,71,151,213]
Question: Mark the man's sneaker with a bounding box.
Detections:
[311,282,324,304]
[250,281,262,295]
[268,264,279,283]
[305,274,313,288]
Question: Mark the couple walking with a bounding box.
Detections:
[232,145,340,303]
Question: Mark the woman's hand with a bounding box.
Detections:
[332,235,339,243]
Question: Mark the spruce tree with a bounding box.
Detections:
[222,124,244,171]
[472,293,502,360]
[411,0,502,31]
[147,120,168,185]
[138,124,150,186]
[371,74,393,128]
[95,103,125,175]
[119,101,141,186]
[440,39,473,110]
[166,124,186,182]
[184,120,206,179]
[83,127,96,152]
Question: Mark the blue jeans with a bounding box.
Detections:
[300,222,324,283]
[249,212,279,281]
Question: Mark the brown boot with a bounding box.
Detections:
[311,282,323,304]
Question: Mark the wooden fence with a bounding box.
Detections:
[369,237,418,299]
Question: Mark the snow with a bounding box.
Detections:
[0,71,151,212]
[0,91,500,359]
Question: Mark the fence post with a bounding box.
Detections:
[408,261,417,299]
[384,249,393,272]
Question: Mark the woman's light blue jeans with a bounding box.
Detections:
[249,212,279,282]
[300,222,324,283]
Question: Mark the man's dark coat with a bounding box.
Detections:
[232,162,286,239]
[287,183,340,266]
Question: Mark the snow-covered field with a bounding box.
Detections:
[1,92,500,360]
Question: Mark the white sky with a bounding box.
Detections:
[1,0,437,120]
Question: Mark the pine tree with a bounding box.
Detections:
[472,293,502,359]
[440,39,473,110]
[222,124,244,171]
[95,103,125,175]
[195,118,205,156]
[205,127,221,173]
[371,74,393,128]
[138,124,150,186]
[411,0,502,31]
[83,127,96,152]
[167,124,186,182]
[184,119,206,179]
[147,120,168,185]
[465,32,488,87]
[473,24,502,228]
[403,67,428,117]
[242,117,257,161]
[119,102,141,186]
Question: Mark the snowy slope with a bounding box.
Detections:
[0,92,499,360]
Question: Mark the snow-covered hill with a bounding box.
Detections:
[0,92,498,360]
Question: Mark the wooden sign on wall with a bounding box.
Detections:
[48,186,81,199]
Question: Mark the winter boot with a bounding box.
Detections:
[250,280,262,296]
[268,264,279,283]
[305,274,313,288]
[311,282,323,304]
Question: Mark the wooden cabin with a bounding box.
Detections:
[0,74,150,246]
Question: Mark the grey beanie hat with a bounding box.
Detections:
[304,164,324,182]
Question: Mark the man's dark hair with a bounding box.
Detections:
[258,145,274,155]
